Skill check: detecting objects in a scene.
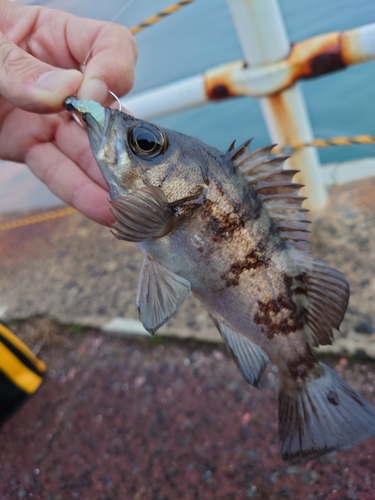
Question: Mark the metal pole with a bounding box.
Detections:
[122,23,375,111]
[226,0,327,210]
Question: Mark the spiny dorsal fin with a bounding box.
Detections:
[230,140,309,250]
[227,138,253,161]
[235,145,279,174]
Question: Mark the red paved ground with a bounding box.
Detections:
[0,329,375,500]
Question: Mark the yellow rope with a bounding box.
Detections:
[272,135,375,154]
[130,0,196,35]
[2,135,375,232]
[0,206,77,231]
[1,134,375,232]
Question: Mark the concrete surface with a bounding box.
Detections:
[1,322,375,500]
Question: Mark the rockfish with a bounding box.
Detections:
[65,97,375,463]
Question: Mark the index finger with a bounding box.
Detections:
[23,6,137,104]
[66,17,138,104]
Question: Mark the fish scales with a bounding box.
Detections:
[65,97,375,464]
[149,160,304,357]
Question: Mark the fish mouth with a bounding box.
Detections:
[83,108,125,200]
[82,110,108,157]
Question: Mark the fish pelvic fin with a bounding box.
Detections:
[278,362,375,463]
[137,257,191,334]
[110,186,175,242]
[212,318,269,388]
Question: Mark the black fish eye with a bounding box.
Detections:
[128,123,167,159]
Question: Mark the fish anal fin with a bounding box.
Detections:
[110,185,174,242]
[293,250,349,346]
[137,258,191,334]
[279,363,375,463]
[213,319,269,388]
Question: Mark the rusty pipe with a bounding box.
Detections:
[204,23,375,100]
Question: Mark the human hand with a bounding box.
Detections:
[0,0,137,225]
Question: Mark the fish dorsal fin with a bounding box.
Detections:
[230,141,309,250]
[213,319,269,388]
[226,138,253,160]
[137,258,191,334]
[292,249,350,346]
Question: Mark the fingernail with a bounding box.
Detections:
[77,78,108,103]
[36,69,80,91]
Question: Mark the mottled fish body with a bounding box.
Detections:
[65,97,375,463]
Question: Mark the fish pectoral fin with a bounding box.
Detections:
[137,257,191,335]
[213,319,269,388]
[110,186,175,242]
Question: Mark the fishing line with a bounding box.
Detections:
[81,0,136,71]
[71,0,130,128]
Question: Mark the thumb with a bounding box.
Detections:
[0,32,83,113]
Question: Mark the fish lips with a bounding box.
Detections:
[83,109,109,157]
[83,108,128,200]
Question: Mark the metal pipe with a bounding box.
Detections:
[204,22,375,99]
[121,6,375,209]
[122,74,206,120]
[123,22,375,113]
[226,0,326,210]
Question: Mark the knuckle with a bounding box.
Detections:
[0,41,24,78]
[41,160,60,186]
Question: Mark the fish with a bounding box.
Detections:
[65,96,375,463]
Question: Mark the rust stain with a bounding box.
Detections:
[205,31,350,101]
[287,32,346,85]
[205,67,241,101]
[265,92,307,189]
[266,92,299,145]
[201,26,371,103]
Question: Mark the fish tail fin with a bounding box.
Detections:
[278,362,375,463]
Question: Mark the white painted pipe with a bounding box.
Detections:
[226,0,327,210]
[121,74,206,120]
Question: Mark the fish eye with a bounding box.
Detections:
[128,124,167,159]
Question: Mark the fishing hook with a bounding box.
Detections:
[109,90,122,112]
